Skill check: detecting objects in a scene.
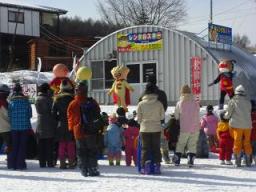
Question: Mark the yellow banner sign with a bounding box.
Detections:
[117,31,163,52]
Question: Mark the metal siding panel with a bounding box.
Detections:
[32,11,39,36]
[170,31,175,101]
[163,30,170,101]
[24,10,32,36]
[174,33,180,99]
[0,7,8,33]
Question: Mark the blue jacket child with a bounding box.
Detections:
[104,113,124,166]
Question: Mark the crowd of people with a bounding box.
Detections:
[0,74,256,177]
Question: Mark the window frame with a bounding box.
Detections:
[8,11,24,24]
[89,59,117,90]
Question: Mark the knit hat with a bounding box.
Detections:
[206,105,214,113]
[13,83,22,93]
[0,84,10,93]
[235,85,245,95]
[181,85,191,94]
[108,113,117,124]
[60,79,73,92]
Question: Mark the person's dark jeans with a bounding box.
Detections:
[76,135,98,171]
[8,130,28,170]
[140,132,161,167]
[38,138,54,167]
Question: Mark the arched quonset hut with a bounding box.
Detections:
[82,25,256,106]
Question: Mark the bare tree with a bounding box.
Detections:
[97,0,187,28]
[233,34,251,48]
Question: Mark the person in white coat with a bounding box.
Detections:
[224,85,252,167]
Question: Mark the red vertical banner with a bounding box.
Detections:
[191,57,202,102]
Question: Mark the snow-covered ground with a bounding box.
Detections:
[1,153,256,192]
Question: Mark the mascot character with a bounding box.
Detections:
[208,59,236,109]
[75,66,92,86]
[108,65,134,111]
[50,63,74,95]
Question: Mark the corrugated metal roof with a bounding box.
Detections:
[0,0,67,14]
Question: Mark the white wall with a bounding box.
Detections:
[0,6,39,37]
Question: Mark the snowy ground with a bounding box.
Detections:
[1,153,256,192]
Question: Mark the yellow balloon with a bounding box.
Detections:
[76,66,92,81]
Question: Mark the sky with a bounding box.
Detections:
[25,0,256,45]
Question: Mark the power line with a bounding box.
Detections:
[40,30,82,53]
[40,25,84,51]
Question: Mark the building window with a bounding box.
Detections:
[91,61,104,89]
[105,60,117,88]
[143,63,156,83]
[8,11,24,23]
[91,60,117,90]
[127,64,140,83]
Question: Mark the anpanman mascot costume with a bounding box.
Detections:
[208,59,236,109]
[108,65,134,111]
[50,63,74,95]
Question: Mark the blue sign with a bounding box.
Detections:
[208,23,232,45]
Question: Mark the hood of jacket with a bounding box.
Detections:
[141,94,158,104]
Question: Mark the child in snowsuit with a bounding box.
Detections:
[124,118,139,166]
[200,105,219,153]
[104,113,124,166]
[160,125,170,164]
[217,112,233,165]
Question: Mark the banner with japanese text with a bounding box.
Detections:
[191,57,202,102]
[117,31,163,52]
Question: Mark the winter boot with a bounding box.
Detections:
[245,154,252,167]
[234,154,242,167]
[187,153,195,168]
[109,160,114,166]
[88,167,100,176]
[218,104,224,110]
[173,152,181,166]
[220,160,225,165]
[225,160,233,165]
[162,150,171,164]
[141,160,151,175]
[116,160,120,166]
[154,163,161,175]
[68,159,77,169]
[81,168,88,177]
[59,160,67,169]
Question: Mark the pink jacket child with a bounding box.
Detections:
[200,105,219,153]
[124,119,139,166]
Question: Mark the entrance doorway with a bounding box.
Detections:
[126,62,157,105]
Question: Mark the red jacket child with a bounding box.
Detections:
[124,119,139,166]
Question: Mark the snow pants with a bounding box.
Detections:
[58,140,76,161]
[38,138,54,167]
[125,146,137,166]
[76,135,98,170]
[8,130,28,169]
[140,132,161,166]
[176,131,199,154]
[219,137,233,161]
[232,128,252,155]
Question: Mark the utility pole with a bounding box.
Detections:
[210,0,213,24]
